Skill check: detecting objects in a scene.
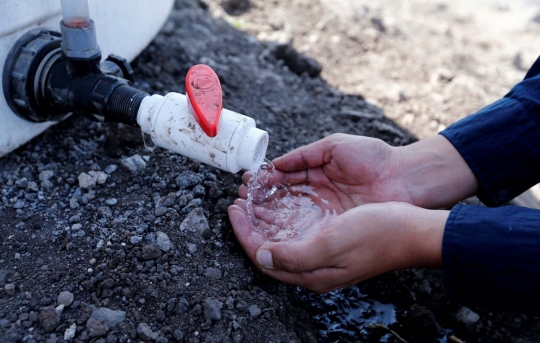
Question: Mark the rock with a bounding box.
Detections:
[0,329,20,343]
[89,171,109,185]
[87,317,109,338]
[204,298,222,321]
[175,171,203,189]
[64,323,76,341]
[78,173,96,189]
[130,236,143,245]
[4,283,15,295]
[156,232,172,252]
[192,184,206,197]
[121,155,147,173]
[39,170,55,181]
[177,297,190,314]
[71,224,82,231]
[187,243,198,254]
[41,180,53,191]
[204,267,222,280]
[106,198,118,206]
[15,178,28,188]
[27,181,39,192]
[0,270,8,285]
[90,307,126,327]
[39,307,61,332]
[55,304,65,314]
[155,193,176,208]
[173,329,184,341]
[142,243,162,260]
[104,165,118,174]
[180,208,210,237]
[249,304,261,318]
[137,322,159,340]
[456,307,480,325]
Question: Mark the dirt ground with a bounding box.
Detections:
[1,0,540,342]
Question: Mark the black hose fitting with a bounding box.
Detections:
[3,28,148,127]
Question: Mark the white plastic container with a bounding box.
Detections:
[0,0,174,157]
[138,93,269,173]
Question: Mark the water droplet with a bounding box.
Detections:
[142,132,156,151]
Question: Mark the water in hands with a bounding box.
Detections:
[246,159,337,242]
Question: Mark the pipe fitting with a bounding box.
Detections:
[60,19,101,60]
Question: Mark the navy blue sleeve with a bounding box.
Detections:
[440,56,540,207]
[443,204,540,315]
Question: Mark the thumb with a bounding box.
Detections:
[256,237,332,273]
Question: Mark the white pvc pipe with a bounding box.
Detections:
[60,0,91,27]
[137,93,269,173]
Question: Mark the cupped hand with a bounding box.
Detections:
[228,200,447,293]
[238,133,412,212]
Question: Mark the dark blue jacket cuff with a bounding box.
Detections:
[443,204,540,315]
[440,56,540,206]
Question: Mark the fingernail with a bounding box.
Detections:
[256,249,273,269]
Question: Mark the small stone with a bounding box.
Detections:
[156,232,172,252]
[15,178,28,188]
[90,307,126,327]
[121,155,147,174]
[175,171,203,190]
[456,307,480,325]
[137,322,159,340]
[173,329,184,341]
[13,200,25,209]
[86,317,109,338]
[187,243,198,254]
[180,208,210,236]
[106,198,118,206]
[4,283,15,295]
[27,181,39,192]
[64,323,76,341]
[57,291,74,307]
[89,171,109,185]
[78,173,96,189]
[39,170,55,181]
[204,268,222,280]
[71,224,82,231]
[104,165,118,174]
[192,184,206,197]
[55,304,65,314]
[204,298,222,321]
[130,236,143,245]
[41,180,53,191]
[38,307,61,332]
[249,304,261,318]
[0,270,8,285]
[141,243,162,260]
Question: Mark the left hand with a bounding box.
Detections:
[228,200,447,293]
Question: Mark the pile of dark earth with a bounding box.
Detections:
[1,0,540,342]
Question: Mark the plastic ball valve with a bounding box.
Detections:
[137,65,269,173]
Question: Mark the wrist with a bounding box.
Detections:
[398,205,448,268]
[392,135,479,208]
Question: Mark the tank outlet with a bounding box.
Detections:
[137,93,269,173]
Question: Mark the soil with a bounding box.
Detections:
[1,0,540,342]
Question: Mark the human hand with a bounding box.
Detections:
[238,133,478,211]
[228,200,447,293]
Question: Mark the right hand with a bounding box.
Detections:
[239,133,478,210]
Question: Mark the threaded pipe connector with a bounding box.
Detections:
[105,85,148,126]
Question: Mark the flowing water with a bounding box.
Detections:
[246,159,338,241]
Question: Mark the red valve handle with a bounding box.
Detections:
[185,64,223,137]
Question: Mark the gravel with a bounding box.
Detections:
[57,291,74,307]
[0,1,533,342]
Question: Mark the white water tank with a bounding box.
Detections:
[0,0,174,157]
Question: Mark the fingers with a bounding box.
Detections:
[273,136,336,172]
[228,205,266,261]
